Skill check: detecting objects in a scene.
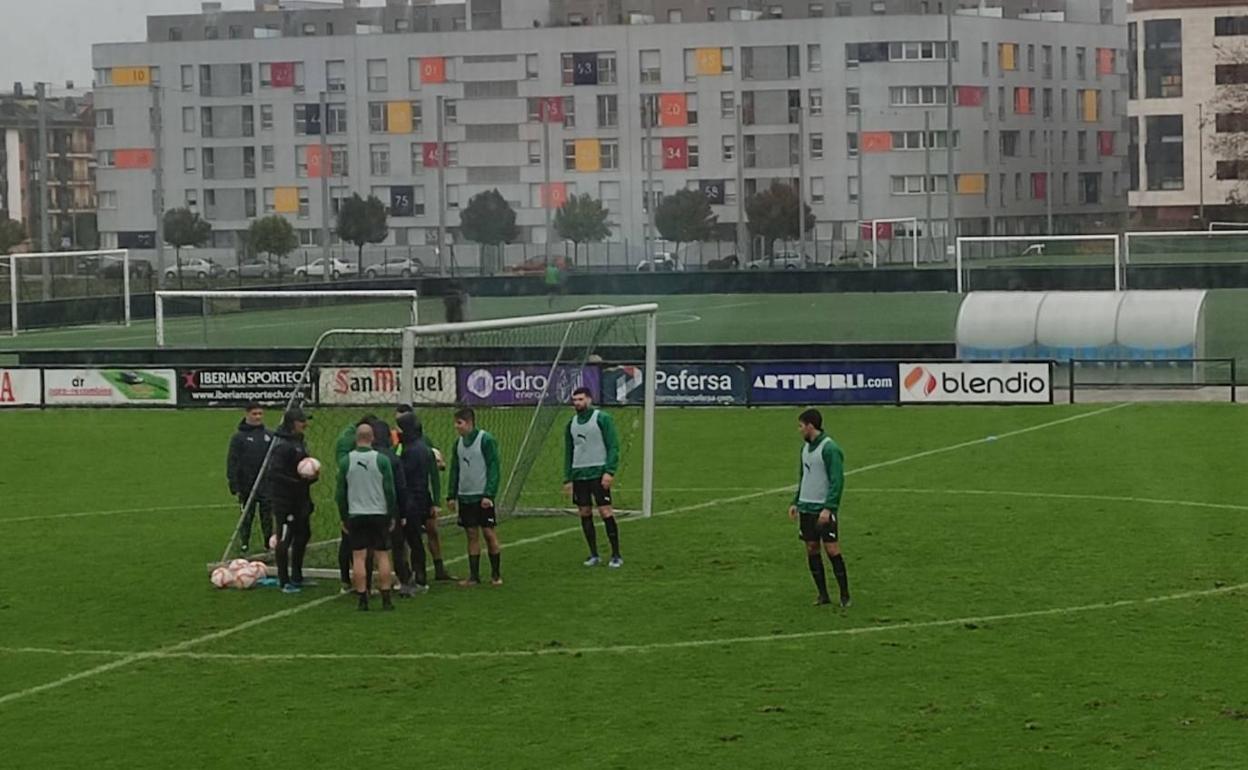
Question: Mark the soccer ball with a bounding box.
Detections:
[297,457,322,479]
[233,569,258,590]
[228,558,252,572]
[210,567,234,589]
[268,534,278,550]
[248,561,269,579]
[432,447,445,470]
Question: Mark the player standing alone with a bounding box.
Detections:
[447,407,503,586]
[226,401,273,554]
[788,409,851,607]
[563,387,623,567]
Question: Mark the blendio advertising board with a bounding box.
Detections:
[748,362,899,404]
[319,366,457,405]
[458,365,600,406]
[177,367,314,405]
[43,369,177,406]
[899,362,1052,404]
[602,364,747,405]
[0,369,42,407]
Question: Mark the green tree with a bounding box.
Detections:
[247,215,299,274]
[163,207,212,288]
[459,189,517,275]
[553,194,611,265]
[0,216,26,254]
[744,182,814,259]
[654,189,716,262]
[336,193,389,274]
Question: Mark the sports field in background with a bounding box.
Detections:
[1,404,1246,767]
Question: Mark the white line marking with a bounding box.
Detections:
[0,403,1129,707]
[852,487,1248,513]
[0,503,232,524]
[6,582,1242,664]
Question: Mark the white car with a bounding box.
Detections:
[746,252,815,270]
[293,258,359,279]
[636,253,683,272]
[164,257,223,280]
[364,257,423,278]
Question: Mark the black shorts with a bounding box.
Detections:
[572,478,612,508]
[798,512,839,543]
[457,500,497,529]
[348,516,393,551]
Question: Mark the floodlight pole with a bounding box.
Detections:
[36,82,52,300]
[319,90,331,278]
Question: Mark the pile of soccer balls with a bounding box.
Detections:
[210,559,271,590]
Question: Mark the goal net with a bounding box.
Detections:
[954,235,1121,292]
[216,303,658,578]
[1123,230,1248,272]
[3,249,136,336]
[857,218,919,268]
[155,290,420,348]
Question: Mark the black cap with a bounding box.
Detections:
[284,406,311,423]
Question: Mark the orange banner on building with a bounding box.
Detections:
[114,148,154,169]
[658,93,687,127]
[861,132,892,153]
[1000,43,1017,71]
[1082,89,1099,122]
[274,187,299,214]
[574,139,600,171]
[386,101,413,134]
[112,66,151,87]
[1097,48,1115,76]
[957,174,986,194]
[420,57,446,84]
[695,48,723,76]
[1014,87,1032,114]
[307,145,325,178]
[541,182,568,209]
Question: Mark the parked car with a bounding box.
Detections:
[507,255,571,275]
[76,254,153,278]
[227,259,288,279]
[293,258,359,279]
[636,252,683,272]
[746,251,816,270]
[364,257,423,278]
[164,257,223,280]
[706,254,739,270]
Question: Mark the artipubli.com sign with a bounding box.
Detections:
[43,369,177,406]
[899,362,1052,404]
[458,366,600,406]
[603,364,747,405]
[748,363,898,404]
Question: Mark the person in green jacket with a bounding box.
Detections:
[337,422,399,611]
[563,386,622,568]
[787,408,851,608]
[447,407,503,586]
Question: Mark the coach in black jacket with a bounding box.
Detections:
[271,407,316,592]
[226,402,274,554]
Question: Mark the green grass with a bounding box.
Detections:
[1,404,1246,767]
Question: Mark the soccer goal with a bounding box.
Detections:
[3,249,133,336]
[1123,230,1248,282]
[1207,221,1248,231]
[954,234,1122,293]
[216,303,659,578]
[154,290,420,348]
[857,217,920,268]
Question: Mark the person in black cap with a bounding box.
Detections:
[270,406,317,593]
[226,401,273,554]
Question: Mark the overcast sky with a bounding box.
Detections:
[0,0,390,92]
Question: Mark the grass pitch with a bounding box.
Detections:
[1,403,1246,768]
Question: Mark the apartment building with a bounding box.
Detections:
[93,0,1128,259]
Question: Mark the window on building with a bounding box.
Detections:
[1145,114,1184,190]
[443,99,457,124]
[1000,130,1020,157]
[1076,47,1087,80]
[181,107,194,132]
[722,135,736,162]
[326,104,347,134]
[370,143,390,175]
[182,148,195,173]
[1215,63,1248,85]
[810,132,824,160]
[1079,172,1101,204]
[1215,15,1248,35]
[1042,45,1053,79]
[181,65,193,91]
[721,91,735,119]
[1027,44,1035,72]
[810,4,825,17]
[1043,88,1053,120]
[261,145,275,172]
[809,88,823,116]
[260,104,273,131]
[98,190,117,209]
[597,94,619,128]
[601,139,620,170]
[326,60,346,92]
[639,49,661,83]
[367,59,388,92]
[1077,130,1088,162]
[810,176,825,204]
[889,85,948,106]
[846,132,859,157]
[1144,20,1183,97]
[846,87,859,113]
[808,44,822,72]
[526,54,539,79]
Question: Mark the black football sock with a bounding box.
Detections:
[434,559,449,578]
[580,516,599,556]
[808,554,830,599]
[829,554,850,599]
[603,517,621,558]
[469,554,481,582]
[488,552,501,580]
[381,589,394,610]
[338,535,351,584]
[356,591,369,610]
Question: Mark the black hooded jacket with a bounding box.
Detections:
[396,412,440,513]
[370,419,408,517]
[269,423,313,511]
[226,419,273,496]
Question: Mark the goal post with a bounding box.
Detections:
[4,249,132,336]
[154,289,420,347]
[216,302,659,578]
[954,234,1121,293]
[857,217,920,268]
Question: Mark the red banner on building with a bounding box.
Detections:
[422,142,445,168]
[1098,131,1115,156]
[540,96,564,123]
[540,182,568,209]
[658,93,687,127]
[420,57,446,84]
[861,132,892,153]
[956,86,985,107]
[270,62,295,88]
[1031,172,1047,200]
[1097,48,1115,76]
[661,137,688,170]
[115,148,154,169]
[859,221,893,240]
[306,145,324,178]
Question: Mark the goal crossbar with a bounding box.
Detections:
[5,249,131,336]
[154,289,420,347]
[955,235,1121,293]
[858,218,920,268]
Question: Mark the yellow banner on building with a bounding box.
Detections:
[387,101,413,134]
[574,139,600,172]
[274,187,299,214]
[1082,89,1099,122]
[112,66,151,87]
[695,48,723,76]
[957,174,986,195]
[999,44,1017,72]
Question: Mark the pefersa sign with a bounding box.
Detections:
[749,362,898,404]
[899,362,1052,404]
[178,367,314,405]
[458,365,600,406]
[603,364,747,405]
[319,366,456,405]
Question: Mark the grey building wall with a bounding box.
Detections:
[95,9,1128,256]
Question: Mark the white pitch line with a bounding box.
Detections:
[852,487,1248,513]
[6,581,1243,664]
[0,503,233,524]
[0,402,1130,708]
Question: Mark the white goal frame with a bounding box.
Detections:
[154,289,419,347]
[857,217,920,268]
[954,234,1121,293]
[1207,221,1248,231]
[4,249,132,336]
